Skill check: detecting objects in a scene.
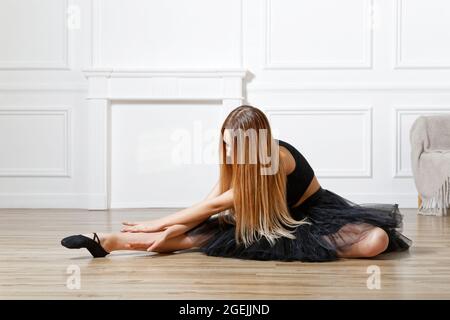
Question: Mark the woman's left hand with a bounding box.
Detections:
[126,228,172,252]
[125,221,201,251]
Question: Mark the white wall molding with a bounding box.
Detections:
[0,83,87,92]
[0,107,72,177]
[247,82,450,93]
[4,1,450,209]
[263,0,373,70]
[91,0,102,68]
[83,68,247,209]
[90,0,244,69]
[394,0,450,69]
[0,0,70,70]
[238,0,244,68]
[264,106,373,178]
[393,107,450,178]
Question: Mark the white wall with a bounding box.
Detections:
[1,0,450,209]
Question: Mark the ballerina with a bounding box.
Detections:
[61,105,411,261]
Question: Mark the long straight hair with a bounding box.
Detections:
[218,105,308,247]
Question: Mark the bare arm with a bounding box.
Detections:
[123,182,232,250]
[158,188,233,228]
[122,181,232,233]
[124,180,220,226]
[160,180,222,234]
[204,180,221,201]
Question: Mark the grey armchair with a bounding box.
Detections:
[410,115,450,216]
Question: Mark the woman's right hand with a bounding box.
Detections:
[121,219,166,233]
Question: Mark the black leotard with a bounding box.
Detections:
[277,139,315,207]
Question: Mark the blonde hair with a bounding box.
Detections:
[218,105,309,247]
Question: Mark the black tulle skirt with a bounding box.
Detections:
[186,187,412,262]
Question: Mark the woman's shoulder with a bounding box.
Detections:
[276,138,288,149]
[276,139,298,156]
[276,138,315,177]
[276,139,297,175]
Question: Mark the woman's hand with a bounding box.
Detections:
[121,219,166,233]
[125,221,202,251]
[126,227,174,252]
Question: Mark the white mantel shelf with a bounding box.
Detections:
[83,68,248,77]
[83,68,247,210]
[83,68,247,101]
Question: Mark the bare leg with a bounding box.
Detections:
[336,226,389,258]
[87,231,208,253]
[97,225,388,258]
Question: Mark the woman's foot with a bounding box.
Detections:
[61,233,113,258]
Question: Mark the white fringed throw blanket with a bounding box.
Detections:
[410,115,450,216]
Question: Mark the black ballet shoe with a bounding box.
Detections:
[61,233,110,258]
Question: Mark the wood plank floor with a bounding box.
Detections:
[0,208,449,299]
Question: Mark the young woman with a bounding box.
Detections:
[61,105,411,261]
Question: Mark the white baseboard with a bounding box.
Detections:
[338,193,418,209]
[112,193,419,209]
[0,193,91,209]
[0,193,419,209]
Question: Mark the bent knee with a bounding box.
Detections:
[363,228,389,257]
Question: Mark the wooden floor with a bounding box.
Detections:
[0,208,449,299]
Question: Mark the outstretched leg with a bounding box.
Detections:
[119,232,212,253]
[99,231,208,253]
[61,231,211,257]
